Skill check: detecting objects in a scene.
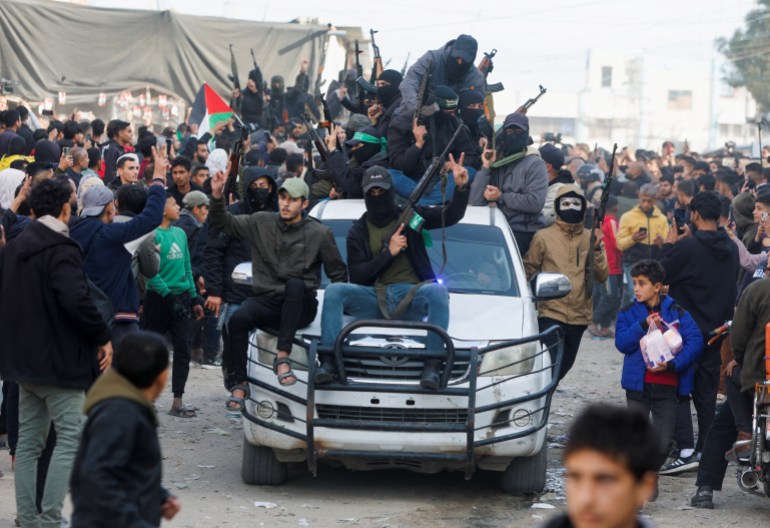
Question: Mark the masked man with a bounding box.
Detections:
[523,184,609,383]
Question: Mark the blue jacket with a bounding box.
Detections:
[615,295,704,397]
[70,184,164,320]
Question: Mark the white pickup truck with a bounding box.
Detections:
[231,201,570,493]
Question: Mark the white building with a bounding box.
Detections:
[506,50,760,154]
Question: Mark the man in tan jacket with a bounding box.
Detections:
[524,184,609,382]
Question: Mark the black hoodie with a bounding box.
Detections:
[0,220,111,389]
[658,228,739,335]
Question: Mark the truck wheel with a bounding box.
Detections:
[241,438,288,485]
[499,444,547,494]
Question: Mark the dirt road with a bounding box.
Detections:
[0,336,766,527]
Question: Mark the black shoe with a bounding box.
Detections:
[420,361,441,390]
[314,360,335,385]
[659,452,699,475]
[690,486,714,509]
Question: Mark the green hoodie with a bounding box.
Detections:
[146,226,196,298]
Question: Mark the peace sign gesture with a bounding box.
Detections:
[447,152,469,189]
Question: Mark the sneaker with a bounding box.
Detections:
[690,486,714,509]
[201,358,222,369]
[659,452,699,475]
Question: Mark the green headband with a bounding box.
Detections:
[352,132,387,152]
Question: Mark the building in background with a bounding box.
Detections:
[499,50,759,154]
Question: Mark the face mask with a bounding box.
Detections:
[364,188,396,228]
[556,195,585,224]
[460,108,483,128]
[352,143,380,165]
[498,128,529,157]
[447,58,471,81]
[557,209,583,224]
[377,84,399,106]
[246,187,271,211]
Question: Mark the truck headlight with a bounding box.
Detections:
[479,342,538,376]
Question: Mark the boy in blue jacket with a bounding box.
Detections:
[615,259,703,475]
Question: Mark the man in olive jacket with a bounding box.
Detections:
[0,179,113,528]
[209,170,346,406]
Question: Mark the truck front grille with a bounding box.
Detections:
[342,357,470,381]
[316,404,468,424]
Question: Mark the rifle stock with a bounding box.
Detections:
[585,143,618,299]
[301,115,331,162]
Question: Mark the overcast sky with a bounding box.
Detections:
[87,0,757,96]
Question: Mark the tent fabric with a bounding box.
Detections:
[0,0,329,106]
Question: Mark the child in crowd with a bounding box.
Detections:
[70,331,181,526]
[615,260,704,485]
[142,194,203,417]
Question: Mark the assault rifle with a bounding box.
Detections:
[414,59,437,126]
[585,143,618,299]
[400,53,410,77]
[369,29,383,84]
[301,114,331,162]
[518,85,547,113]
[224,124,249,202]
[318,96,332,132]
[227,44,240,91]
[386,124,466,245]
[477,49,504,93]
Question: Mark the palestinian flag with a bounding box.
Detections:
[189,83,234,137]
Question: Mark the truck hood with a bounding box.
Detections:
[301,292,531,345]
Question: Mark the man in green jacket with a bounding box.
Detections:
[209,170,347,409]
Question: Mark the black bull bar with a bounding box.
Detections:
[241,321,564,478]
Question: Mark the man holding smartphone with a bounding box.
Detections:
[616,183,669,304]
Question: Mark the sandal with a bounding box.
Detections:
[168,404,197,418]
[225,383,250,412]
[273,357,297,386]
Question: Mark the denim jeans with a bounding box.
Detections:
[16,383,83,528]
[321,282,449,351]
[389,167,477,206]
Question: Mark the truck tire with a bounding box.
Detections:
[241,439,288,485]
[499,444,547,494]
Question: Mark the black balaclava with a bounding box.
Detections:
[243,167,277,212]
[498,127,529,157]
[458,90,485,129]
[271,75,285,96]
[247,187,272,210]
[555,188,587,224]
[352,142,380,165]
[377,70,403,106]
[447,57,472,81]
[365,187,397,228]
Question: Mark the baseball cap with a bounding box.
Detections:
[503,112,529,131]
[450,34,478,63]
[80,185,114,217]
[183,190,210,209]
[278,140,304,156]
[279,177,309,200]
[362,166,392,193]
[539,144,565,169]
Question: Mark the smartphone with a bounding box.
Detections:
[165,137,172,158]
[762,212,769,222]
[638,227,647,235]
[63,146,70,157]
[156,136,166,151]
[673,208,687,235]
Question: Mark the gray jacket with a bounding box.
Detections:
[209,196,347,297]
[397,40,486,117]
[469,152,548,233]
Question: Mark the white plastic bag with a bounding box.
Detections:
[640,319,676,368]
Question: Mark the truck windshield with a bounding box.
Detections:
[321,220,519,297]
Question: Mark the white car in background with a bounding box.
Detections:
[232,201,571,493]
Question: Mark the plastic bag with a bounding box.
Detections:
[640,319,677,368]
[661,319,683,354]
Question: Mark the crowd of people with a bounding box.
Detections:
[0,30,767,527]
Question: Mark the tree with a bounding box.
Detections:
[717,0,770,111]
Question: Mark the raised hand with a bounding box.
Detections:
[447,153,469,188]
[211,169,227,199]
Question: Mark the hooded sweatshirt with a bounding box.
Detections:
[71,368,168,527]
[658,228,739,335]
[0,220,111,389]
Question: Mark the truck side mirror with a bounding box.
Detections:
[532,272,572,301]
